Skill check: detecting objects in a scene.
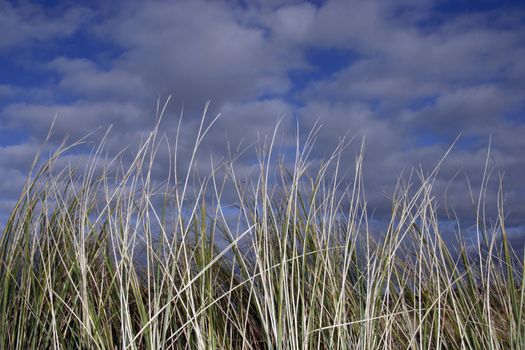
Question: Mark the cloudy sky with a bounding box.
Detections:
[1,0,524,248]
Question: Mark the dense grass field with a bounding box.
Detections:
[1,112,523,349]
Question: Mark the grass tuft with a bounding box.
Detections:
[0,108,523,349]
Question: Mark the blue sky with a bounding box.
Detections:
[1,0,524,249]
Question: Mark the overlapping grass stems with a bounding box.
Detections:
[0,101,523,349]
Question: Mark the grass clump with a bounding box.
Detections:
[0,106,523,349]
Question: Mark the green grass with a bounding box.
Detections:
[0,106,523,349]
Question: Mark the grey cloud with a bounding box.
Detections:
[298,1,525,108]
[96,0,297,110]
[0,143,41,169]
[0,167,27,198]
[0,144,45,219]
[264,2,317,44]
[3,101,147,141]
[294,98,524,228]
[401,85,521,135]
[48,57,149,102]
[0,0,523,250]
[215,99,293,147]
[298,101,398,156]
[0,1,92,51]
[301,59,444,105]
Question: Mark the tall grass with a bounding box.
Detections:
[0,105,523,349]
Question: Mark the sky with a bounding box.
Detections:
[1,0,524,250]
